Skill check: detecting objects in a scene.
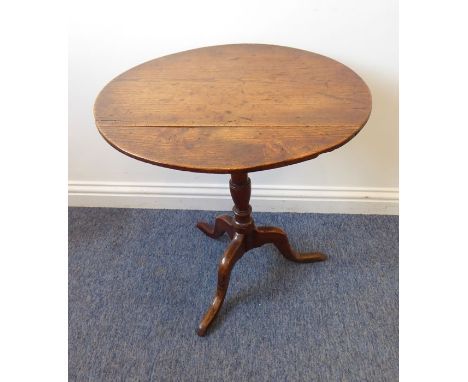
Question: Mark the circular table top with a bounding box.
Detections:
[94,44,371,174]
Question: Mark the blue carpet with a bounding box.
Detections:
[69,208,398,381]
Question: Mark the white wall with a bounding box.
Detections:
[69,0,398,214]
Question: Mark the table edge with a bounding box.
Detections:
[95,108,371,174]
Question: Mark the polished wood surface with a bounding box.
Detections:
[196,173,326,336]
[94,44,371,173]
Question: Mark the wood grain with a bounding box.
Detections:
[94,44,371,173]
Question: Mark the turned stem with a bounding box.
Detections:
[229,173,254,232]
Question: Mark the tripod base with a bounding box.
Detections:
[195,173,326,336]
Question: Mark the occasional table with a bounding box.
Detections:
[94,44,372,336]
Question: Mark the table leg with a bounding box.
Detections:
[252,226,327,263]
[196,215,234,240]
[197,233,245,336]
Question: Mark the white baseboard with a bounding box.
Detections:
[68,181,398,215]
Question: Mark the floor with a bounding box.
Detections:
[69,208,398,381]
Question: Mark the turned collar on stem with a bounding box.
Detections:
[229,173,253,228]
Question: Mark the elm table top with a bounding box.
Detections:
[94,44,371,174]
